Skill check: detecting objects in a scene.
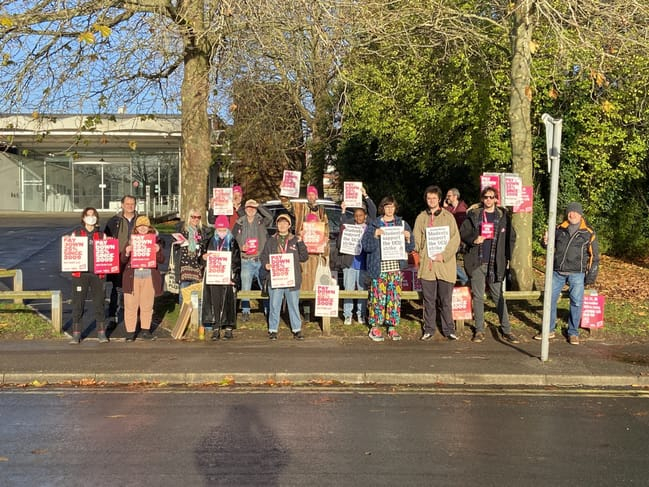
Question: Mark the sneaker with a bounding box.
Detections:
[211,330,220,341]
[69,332,81,345]
[534,331,556,341]
[569,335,580,345]
[97,331,109,343]
[139,330,156,341]
[343,316,352,325]
[241,312,250,322]
[387,327,402,341]
[268,331,278,341]
[356,315,365,325]
[223,328,233,340]
[293,330,304,340]
[447,333,458,341]
[502,333,520,344]
[368,327,384,342]
[472,331,485,343]
[125,332,136,342]
[420,332,434,341]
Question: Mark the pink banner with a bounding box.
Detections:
[130,234,157,268]
[94,238,120,274]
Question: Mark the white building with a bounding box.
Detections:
[0,114,183,216]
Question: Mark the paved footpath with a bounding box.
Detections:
[1,212,648,388]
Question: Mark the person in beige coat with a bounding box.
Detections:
[413,185,460,340]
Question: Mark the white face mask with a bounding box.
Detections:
[83,215,97,226]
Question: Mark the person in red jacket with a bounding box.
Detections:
[121,216,165,341]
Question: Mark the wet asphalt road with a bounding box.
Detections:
[0,389,648,486]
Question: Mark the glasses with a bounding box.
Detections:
[483,195,496,200]
[190,215,202,219]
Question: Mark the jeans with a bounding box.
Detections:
[268,287,302,333]
[470,263,511,334]
[342,268,367,319]
[550,271,585,337]
[240,258,262,313]
[456,264,469,286]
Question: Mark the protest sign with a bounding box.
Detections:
[94,238,120,274]
[303,221,327,254]
[270,253,295,288]
[212,187,233,215]
[343,182,363,208]
[61,236,88,272]
[340,224,364,255]
[205,251,232,285]
[513,185,533,213]
[130,234,157,268]
[480,173,501,197]
[280,170,301,198]
[580,293,605,329]
[452,286,473,320]
[503,173,523,207]
[315,284,339,317]
[380,225,406,261]
[426,226,450,257]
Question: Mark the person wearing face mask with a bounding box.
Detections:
[201,215,242,340]
[68,207,108,344]
[121,216,165,341]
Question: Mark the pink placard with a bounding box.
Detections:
[452,286,473,320]
[513,185,533,213]
[94,238,120,274]
[280,170,301,198]
[580,294,605,329]
[130,234,157,268]
[303,221,326,254]
[212,188,234,215]
[343,182,363,208]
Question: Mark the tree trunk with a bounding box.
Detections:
[180,2,211,218]
[509,0,534,291]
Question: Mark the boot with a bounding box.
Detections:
[69,331,81,344]
[97,330,109,343]
[223,327,233,340]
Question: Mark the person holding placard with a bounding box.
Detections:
[173,207,211,304]
[414,186,460,341]
[361,196,414,341]
[536,202,599,345]
[68,207,108,344]
[104,195,138,330]
[337,189,377,325]
[121,216,165,341]
[260,214,309,340]
[202,215,242,340]
[208,184,245,229]
[460,187,519,344]
[444,187,469,285]
[233,199,273,321]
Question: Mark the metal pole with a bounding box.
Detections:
[541,114,562,362]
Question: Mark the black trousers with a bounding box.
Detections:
[71,273,106,334]
[421,278,455,336]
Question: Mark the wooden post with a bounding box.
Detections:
[51,290,62,333]
[13,269,23,304]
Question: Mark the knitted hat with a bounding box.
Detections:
[232,185,243,195]
[566,202,583,216]
[135,215,151,228]
[214,215,229,228]
[305,213,319,223]
[306,185,318,198]
[276,213,292,225]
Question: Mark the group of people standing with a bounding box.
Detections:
[68,182,599,346]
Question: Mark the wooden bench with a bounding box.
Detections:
[0,290,63,333]
[0,268,24,304]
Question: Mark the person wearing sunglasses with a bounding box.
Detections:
[460,186,519,344]
[173,207,210,303]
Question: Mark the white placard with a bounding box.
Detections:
[380,225,406,261]
[315,284,339,317]
[280,170,301,198]
[269,253,296,288]
[205,251,232,285]
[426,226,450,257]
[343,182,363,208]
[340,224,364,256]
[503,173,523,207]
[61,236,88,272]
[212,187,234,215]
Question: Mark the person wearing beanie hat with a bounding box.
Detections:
[232,200,273,320]
[201,218,241,340]
[121,214,165,342]
[306,185,318,198]
[259,211,309,340]
[536,201,600,345]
